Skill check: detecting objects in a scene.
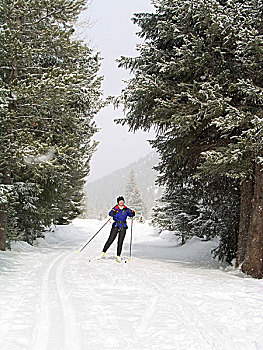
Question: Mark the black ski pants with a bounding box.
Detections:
[103,225,127,256]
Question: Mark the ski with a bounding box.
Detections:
[87,257,131,264]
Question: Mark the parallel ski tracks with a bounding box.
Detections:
[134,263,244,350]
[32,250,82,350]
[31,250,248,350]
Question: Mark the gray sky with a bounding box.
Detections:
[77,0,156,182]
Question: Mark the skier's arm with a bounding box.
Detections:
[109,208,118,217]
[127,208,135,217]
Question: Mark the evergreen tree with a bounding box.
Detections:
[125,169,137,202]
[125,169,144,220]
[191,176,240,263]
[0,0,103,248]
[117,0,263,278]
[152,176,240,261]
[151,190,195,245]
[151,201,169,231]
[130,186,144,221]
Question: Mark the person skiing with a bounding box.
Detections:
[98,196,135,262]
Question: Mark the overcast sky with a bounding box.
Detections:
[77,0,156,182]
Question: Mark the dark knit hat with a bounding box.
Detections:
[117,196,125,203]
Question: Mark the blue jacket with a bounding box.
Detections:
[109,205,133,228]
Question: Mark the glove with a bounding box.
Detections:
[131,210,135,217]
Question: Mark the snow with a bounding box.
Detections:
[0,219,263,350]
[24,148,55,165]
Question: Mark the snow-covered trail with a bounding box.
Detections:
[0,219,262,350]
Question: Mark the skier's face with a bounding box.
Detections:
[118,200,125,206]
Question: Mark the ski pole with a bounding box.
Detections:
[78,218,111,254]
[129,217,134,260]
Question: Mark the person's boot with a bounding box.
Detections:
[116,256,121,263]
[97,252,105,260]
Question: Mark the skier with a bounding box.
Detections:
[98,196,135,262]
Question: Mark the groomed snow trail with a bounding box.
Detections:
[0,219,262,350]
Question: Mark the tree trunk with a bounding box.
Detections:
[0,209,7,251]
[0,16,21,250]
[242,164,263,279]
[236,176,254,267]
[0,168,11,251]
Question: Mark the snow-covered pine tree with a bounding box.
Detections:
[130,187,144,221]
[190,176,240,263]
[117,0,263,277]
[125,169,137,203]
[151,201,169,231]
[125,169,144,220]
[152,175,239,260]
[0,0,103,248]
[151,183,199,245]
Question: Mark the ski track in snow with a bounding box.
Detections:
[0,219,263,350]
[137,266,243,350]
[32,250,83,350]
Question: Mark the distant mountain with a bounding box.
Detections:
[85,152,163,219]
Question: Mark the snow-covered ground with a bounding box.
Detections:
[0,219,262,350]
